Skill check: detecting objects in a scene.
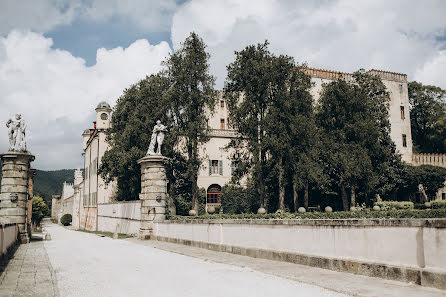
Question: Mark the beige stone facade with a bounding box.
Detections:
[306,68,413,163]
[75,101,116,231]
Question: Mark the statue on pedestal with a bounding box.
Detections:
[6,114,27,152]
[147,120,167,156]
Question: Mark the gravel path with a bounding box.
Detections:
[43,223,350,297]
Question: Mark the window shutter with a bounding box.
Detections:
[209,160,212,176]
[219,160,223,175]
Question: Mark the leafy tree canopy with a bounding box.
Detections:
[99,73,170,201]
[316,70,403,210]
[32,196,49,226]
[408,81,446,153]
[163,32,217,213]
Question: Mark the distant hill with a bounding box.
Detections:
[0,160,75,204]
[34,169,75,203]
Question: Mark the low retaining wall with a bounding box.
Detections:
[97,201,141,235]
[1,223,18,256]
[153,219,446,290]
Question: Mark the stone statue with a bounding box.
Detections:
[147,120,167,156]
[18,117,27,151]
[6,114,26,152]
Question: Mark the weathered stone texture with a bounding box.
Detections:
[137,155,168,240]
[0,152,35,244]
[0,185,28,194]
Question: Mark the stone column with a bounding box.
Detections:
[0,152,35,243]
[137,155,168,240]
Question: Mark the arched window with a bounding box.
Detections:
[207,184,222,204]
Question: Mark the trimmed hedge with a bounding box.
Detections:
[374,201,414,211]
[432,200,446,209]
[60,214,72,226]
[168,208,446,220]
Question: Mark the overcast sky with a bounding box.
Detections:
[1,0,446,170]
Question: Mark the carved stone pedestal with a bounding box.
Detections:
[0,152,35,243]
[137,155,168,240]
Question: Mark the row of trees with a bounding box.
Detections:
[100,32,446,214]
[223,42,412,212]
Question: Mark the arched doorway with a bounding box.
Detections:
[207,184,222,204]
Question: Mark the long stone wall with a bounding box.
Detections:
[153,219,446,290]
[97,201,141,235]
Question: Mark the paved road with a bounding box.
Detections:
[43,223,349,297]
[0,240,59,297]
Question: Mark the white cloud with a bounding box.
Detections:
[0,0,81,35]
[84,0,180,32]
[0,30,171,169]
[171,0,446,89]
[0,0,180,35]
[414,51,446,89]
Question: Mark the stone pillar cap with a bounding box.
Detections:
[0,151,35,162]
[137,155,170,164]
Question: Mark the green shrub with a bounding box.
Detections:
[60,214,72,226]
[374,201,414,210]
[308,206,321,212]
[431,200,446,209]
[414,203,428,210]
[221,184,258,214]
[169,208,446,220]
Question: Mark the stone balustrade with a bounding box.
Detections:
[412,153,446,168]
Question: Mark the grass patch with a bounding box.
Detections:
[76,229,134,239]
[168,208,446,220]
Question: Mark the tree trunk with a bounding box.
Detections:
[189,139,199,214]
[259,169,265,208]
[350,186,356,209]
[278,157,285,210]
[341,183,348,211]
[168,183,176,216]
[304,182,309,209]
[293,182,298,212]
[191,177,198,213]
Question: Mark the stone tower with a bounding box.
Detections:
[95,101,112,130]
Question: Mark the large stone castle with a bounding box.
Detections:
[52,67,446,230]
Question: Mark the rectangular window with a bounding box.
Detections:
[209,160,223,175]
[90,192,97,206]
[220,118,225,129]
[402,134,407,147]
[442,193,446,200]
[211,160,219,175]
[220,100,225,108]
[399,84,403,93]
[400,106,405,119]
